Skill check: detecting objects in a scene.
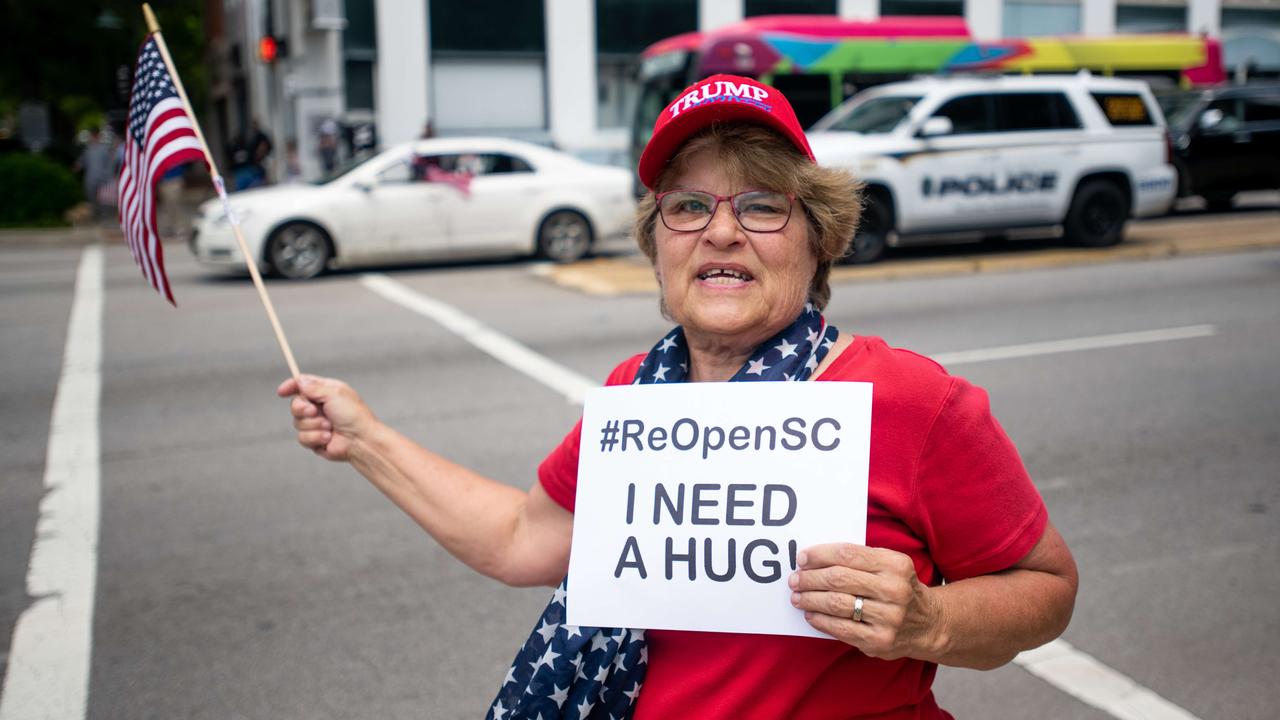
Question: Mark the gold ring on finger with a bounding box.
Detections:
[852,595,864,623]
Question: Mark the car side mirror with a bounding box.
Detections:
[918,116,953,138]
[1198,108,1224,131]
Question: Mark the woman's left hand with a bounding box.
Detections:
[789,543,947,661]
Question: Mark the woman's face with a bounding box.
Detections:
[655,147,817,346]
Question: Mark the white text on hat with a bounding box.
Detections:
[669,80,771,118]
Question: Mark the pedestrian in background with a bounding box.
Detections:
[75,127,113,220]
[229,118,273,190]
[157,164,186,238]
[284,139,302,184]
[279,75,1077,719]
[318,119,339,177]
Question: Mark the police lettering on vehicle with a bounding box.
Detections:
[921,172,1058,198]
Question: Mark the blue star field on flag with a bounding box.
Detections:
[488,306,840,718]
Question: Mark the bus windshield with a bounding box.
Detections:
[814,95,922,134]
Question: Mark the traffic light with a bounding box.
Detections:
[258,35,287,64]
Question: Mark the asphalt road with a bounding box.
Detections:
[2,219,1278,719]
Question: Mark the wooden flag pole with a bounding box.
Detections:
[141,3,301,382]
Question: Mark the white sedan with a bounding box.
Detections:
[190,137,636,279]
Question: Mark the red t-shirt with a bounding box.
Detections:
[538,335,1048,719]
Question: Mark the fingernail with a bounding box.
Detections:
[790,592,800,606]
[788,572,799,589]
[796,550,808,567]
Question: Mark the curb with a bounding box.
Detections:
[0,226,105,247]
[542,212,1280,296]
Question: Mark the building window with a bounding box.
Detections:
[343,0,376,111]
[596,0,697,128]
[343,0,376,53]
[432,60,547,132]
[1003,2,1081,37]
[598,0,697,52]
[345,60,375,111]
[431,0,546,53]
[879,0,963,16]
[1116,4,1187,34]
[745,0,837,16]
[1222,9,1280,79]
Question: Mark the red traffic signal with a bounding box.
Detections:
[258,35,279,63]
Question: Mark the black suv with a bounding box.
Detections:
[1160,84,1280,211]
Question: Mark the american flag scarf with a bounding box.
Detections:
[487,305,840,719]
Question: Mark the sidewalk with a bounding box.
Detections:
[542,209,1280,296]
[0,185,211,247]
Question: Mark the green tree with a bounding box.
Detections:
[0,0,205,154]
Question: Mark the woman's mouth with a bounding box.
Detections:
[696,266,754,286]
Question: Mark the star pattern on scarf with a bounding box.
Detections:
[487,577,648,720]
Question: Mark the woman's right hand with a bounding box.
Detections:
[276,374,377,462]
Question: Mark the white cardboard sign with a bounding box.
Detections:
[567,382,872,638]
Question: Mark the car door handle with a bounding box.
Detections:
[1233,131,1252,143]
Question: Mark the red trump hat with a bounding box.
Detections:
[637,74,815,190]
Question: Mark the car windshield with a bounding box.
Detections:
[813,95,922,134]
[312,152,387,185]
[1156,91,1202,129]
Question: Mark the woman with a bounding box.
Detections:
[279,74,1077,719]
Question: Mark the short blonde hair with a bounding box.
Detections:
[634,123,863,310]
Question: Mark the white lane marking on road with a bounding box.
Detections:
[931,324,1216,366]
[0,246,103,720]
[1016,640,1201,720]
[357,274,1206,719]
[360,273,596,405]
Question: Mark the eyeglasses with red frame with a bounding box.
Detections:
[656,189,796,233]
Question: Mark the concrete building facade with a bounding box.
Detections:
[209,0,1280,183]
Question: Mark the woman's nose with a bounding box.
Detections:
[702,200,743,247]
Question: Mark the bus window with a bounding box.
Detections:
[631,53,694,163]
[769,74,837,128]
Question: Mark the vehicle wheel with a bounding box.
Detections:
[267,222,332,280]
[1063,180,1127,248]
[842,192,890,264]
[1203,192,1235,213]
[536,210,592,263]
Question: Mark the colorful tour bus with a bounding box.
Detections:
[632,14,1226,162]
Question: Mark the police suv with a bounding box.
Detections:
[807,73,1178,262]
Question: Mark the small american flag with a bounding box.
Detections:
[117,36,204,304]
[425,164,473,197]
